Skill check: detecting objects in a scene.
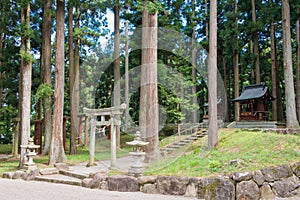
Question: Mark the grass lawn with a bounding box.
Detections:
[145,128,300,177]
[0,133,134,175]
[0,129,299,178]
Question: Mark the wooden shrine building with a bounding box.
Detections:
[233,83,274,121]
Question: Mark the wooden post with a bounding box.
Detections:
[63,116,68,151]
[12,118,20,157]
[78,115,83,145]
[110,116,116,169]
[84,116,89,147]
[33,119,43,154]
[87,116,96,167]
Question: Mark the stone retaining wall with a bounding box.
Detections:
[3,162,300,199]
[80,163,300,199]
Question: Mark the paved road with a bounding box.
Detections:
[0,179,196,200]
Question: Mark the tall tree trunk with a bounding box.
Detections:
[68,0,77,154]
[113,1,121,149]
[270,20,278,121]
[205,0,209,41]
[145,10,159,162]
[42,0,53,155]
[20,2,32,167]
[191,0,198,123]
[251,0,261,84]
[124,5,130,130]
[0,33,3,108]
[223,51,229,122]
[234,0,240,122]
[208,0,218,150]
[282,0,299,128]
[296,19,300,121]
[139,6,149,142]
[74,5,80,147]
[50,0,67,165]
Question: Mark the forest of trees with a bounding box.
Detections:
[0,0,299,163]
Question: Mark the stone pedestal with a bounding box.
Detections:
[128,151,146,176]
[20,138,40,171]
[126,131,149,177]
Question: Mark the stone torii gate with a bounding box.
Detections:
[83,104,126,168]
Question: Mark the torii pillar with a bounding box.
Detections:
[84,104,126,168]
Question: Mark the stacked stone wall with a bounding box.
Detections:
[3,162,300,199]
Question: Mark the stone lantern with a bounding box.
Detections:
[126,131,149,177]
[20,138,40,170]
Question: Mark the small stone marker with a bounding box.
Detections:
[126,131,149,177]
[20,138,40,171]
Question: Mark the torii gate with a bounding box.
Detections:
[83,104,126,168]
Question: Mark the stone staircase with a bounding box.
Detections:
[160,129,207,155]
[34,165,89,186]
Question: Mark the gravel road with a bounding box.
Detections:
[0,178,196,200]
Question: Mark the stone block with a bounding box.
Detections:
[143,184,158,194]
[232,171,252,182]
[24,169,40,181]
[198,177,235,200]
[138,176,157,185]
[236,180,260,200]
[253,170,265,186]
[54,163,69,171]
[82,178,93,188]
[12,171,24,179]
[260,184,275,200]
[261,165,293,182]
[99,181,108,190]
[90,172,107,189]
[291,162,300,178]
[271,175,300,197]
[185,182,198,197]
[2,172,14,179]
[39,168,59,175]
[157,176,189,195]
[107,175,139,192]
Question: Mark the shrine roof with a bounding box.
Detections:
[232,83,275,102]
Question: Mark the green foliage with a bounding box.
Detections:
[137,0,163,14]
[19,49,34,64]
[36,84,53,101]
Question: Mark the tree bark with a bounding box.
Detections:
[296,19,300,121]
[0,33,3,109]
[191,0,198,123]
[42,0,53,155]
[139,6,149,142]
[282,0,299,128]
[208,0,218,150]
[113,1,121,149]
[68,0,77,154]
[20,2,32,168]
[124,6,130,130]
[234,0,240,122]
[74,5,80,147]
[145,10,159,162]
[49,0,67,165]
[223,50,229,122]
[205,0,209,41]
[251,0,261,84]
[270,20,277,121]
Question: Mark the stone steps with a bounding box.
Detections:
[35,174,82,186]
[59,169,89,180]
[35,166,89,187]
[161,129,207,155]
